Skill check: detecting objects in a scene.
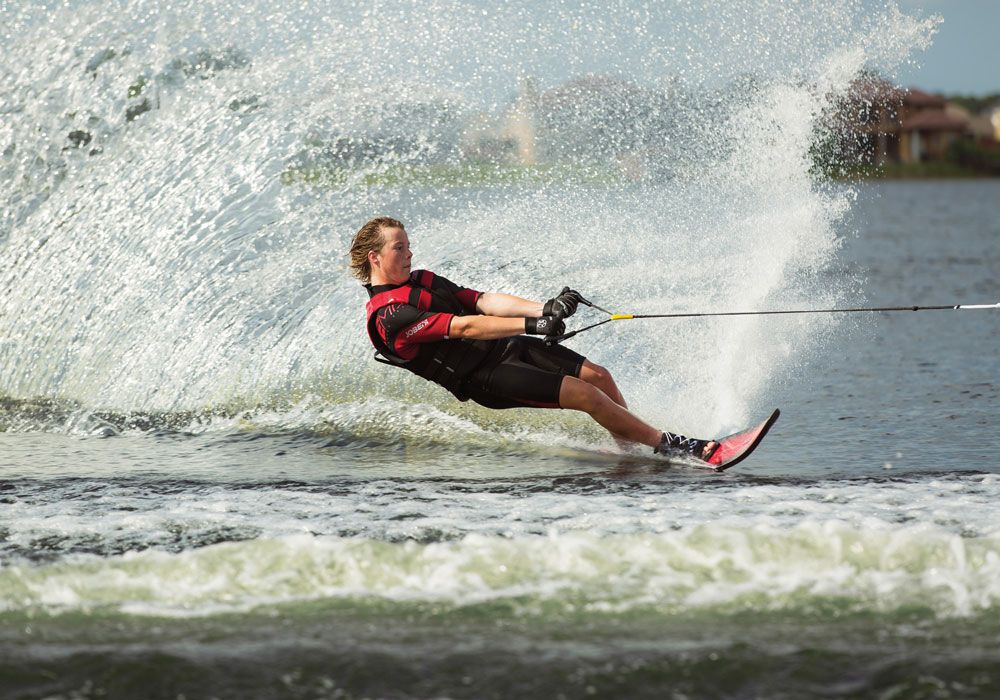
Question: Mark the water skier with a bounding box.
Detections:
[350,216,718,460]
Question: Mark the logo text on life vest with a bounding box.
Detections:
[404,319,430,337]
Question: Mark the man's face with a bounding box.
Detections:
[372,226,412,284]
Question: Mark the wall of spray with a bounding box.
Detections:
[0,0,938,439]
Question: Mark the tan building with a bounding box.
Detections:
[459,78,540,165]
[502,78,540,165]
[945,103,994,141]
[989,105,1000,141]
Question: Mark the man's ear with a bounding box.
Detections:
[367,249,379,268]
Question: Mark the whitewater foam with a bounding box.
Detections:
[3,517,998,619]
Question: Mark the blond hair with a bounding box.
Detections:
[349,216,404,282]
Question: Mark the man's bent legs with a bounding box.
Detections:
[558,376,661,447]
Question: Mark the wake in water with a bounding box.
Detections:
[3,471,998,618]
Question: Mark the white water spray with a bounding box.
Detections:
[0,0,939,439]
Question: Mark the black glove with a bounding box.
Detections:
[525,315,565,337]
[543,287,583,320]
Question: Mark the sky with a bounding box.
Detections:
[892,0,1000,94]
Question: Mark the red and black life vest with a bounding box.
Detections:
[365,276,498,399]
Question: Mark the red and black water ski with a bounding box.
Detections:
[703,409,780,471]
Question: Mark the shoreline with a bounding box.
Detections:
[281,161,1000,189]
[834,162,1000,180]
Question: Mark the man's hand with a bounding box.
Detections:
[543,287,583,320]
[525,315,565,337]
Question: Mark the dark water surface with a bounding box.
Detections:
[765,179,999,476]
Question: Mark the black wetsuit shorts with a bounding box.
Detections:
[461,336,585,409]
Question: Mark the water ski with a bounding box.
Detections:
[703,408,780,471]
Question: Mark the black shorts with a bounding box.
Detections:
[461,336,585,409]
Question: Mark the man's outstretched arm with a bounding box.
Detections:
[476,288,583,321]
[474,292,544,319]
[449,314,559,340]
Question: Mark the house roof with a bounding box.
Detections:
[847,80,951,110]
[849,77,904,103]
[901,111,969,132]
[903,88,945,108]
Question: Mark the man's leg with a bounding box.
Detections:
[516,339,625,406]
[464,338,716,456]
[558,376,661,447]
[578,360,626,407]
[577,361,631,445]
[559,375,719,456]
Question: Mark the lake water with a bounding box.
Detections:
[1,179,997,699]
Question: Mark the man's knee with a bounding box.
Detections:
[581,361,616,392]
[560,376,605,413]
